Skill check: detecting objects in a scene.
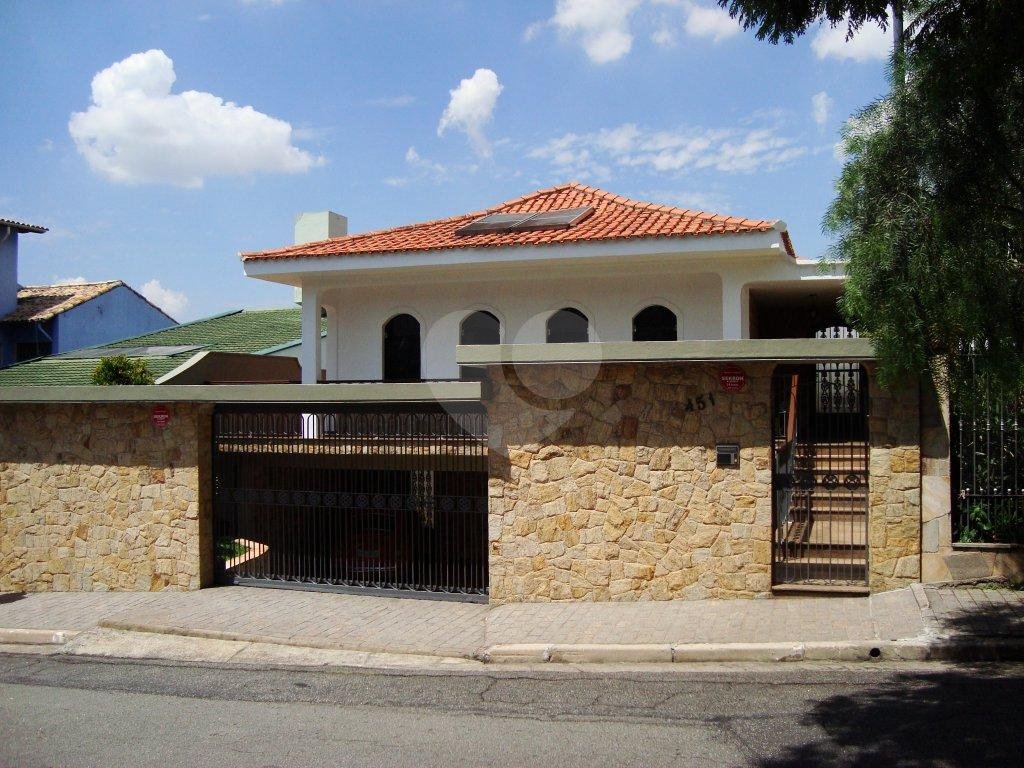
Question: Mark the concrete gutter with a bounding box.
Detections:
[456,338,875,366]
[0,381,482,404]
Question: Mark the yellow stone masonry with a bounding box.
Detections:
[0,403,212,592]
[484,361,921,603]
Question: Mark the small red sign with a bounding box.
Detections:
[719,365,747,393]
[151,405,171,429]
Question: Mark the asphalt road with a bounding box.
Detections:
[0,653,1022,768]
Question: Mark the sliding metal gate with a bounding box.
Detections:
[771,364,870,587]
[212,402,489,599]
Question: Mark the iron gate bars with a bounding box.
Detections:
[952,378,1024,544]
[212,402,489,598]
[771,364,870,586]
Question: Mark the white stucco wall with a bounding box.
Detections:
[320,270,723,381]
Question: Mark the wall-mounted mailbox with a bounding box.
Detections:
[716,443,740,468]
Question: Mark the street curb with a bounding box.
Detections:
[0,628,79,646]
[482,638,1024,664]
[96,619,476,661]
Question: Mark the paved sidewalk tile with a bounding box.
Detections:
[924,586,1024,639]
[4,585,1018,658]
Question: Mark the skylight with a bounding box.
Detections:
[455,206,594,236]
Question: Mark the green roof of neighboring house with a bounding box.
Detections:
[0,307,305,386]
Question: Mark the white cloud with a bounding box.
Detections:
[812,17,891,62]
[68,49,323,188]
[549,0,642,64]
[811,91,833,127]
[368,94,416,108]
[140,279,187,319]
[53,276,88,286]
[437,68,503,157]
[682,2,741,42]
[651,25,675,47]
[530,119,806,177]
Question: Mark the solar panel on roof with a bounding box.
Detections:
[512,206,595,232]
[454,206,596,236]
[454,212,532,235]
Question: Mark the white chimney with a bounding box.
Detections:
[294,211,347,245]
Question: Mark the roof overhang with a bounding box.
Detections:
[0,219,48,234]
[243,228,793,287]
[456,338,874,366]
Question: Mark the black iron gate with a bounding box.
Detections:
[771,363,870,587]
[212,402,489,599]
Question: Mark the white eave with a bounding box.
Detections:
[241,227,795,286]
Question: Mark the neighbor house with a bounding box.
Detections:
[0,307,309,386]
[1,217,177,367]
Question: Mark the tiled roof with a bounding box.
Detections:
[1,281,123,323]
[0,307,309,386]
[0,218,47,234]
[241,182,791,262]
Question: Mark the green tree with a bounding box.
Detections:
[91,355,156,385]
[716,1,900,47]
[723,1,1024,395]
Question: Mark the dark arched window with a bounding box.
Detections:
[460,310,501,345]
[632,305,677,341]
[383,314,421,382]
[546,307,589,343]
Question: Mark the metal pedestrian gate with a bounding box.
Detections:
[211,402,489,599]
[770,363,870,587]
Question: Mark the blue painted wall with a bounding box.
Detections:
[0,233,18,318]
[0,284,176,367]
[53,285,174,353]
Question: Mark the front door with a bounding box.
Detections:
[771,363,869,587]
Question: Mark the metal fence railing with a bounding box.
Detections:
[212,402,489,598]
[952,386,1024,544]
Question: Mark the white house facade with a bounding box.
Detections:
[241,183,845,384]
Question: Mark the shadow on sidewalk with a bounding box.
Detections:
[933,598,1024,639]
[756,600,1024,767]
[0,593,24,606]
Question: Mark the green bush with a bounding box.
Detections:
[90,356,155,385]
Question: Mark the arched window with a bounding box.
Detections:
[546,307,589,343]
[460,310,501,345]
[382,314,421,382]
[632,305,677,341]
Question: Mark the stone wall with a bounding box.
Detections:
[485,360,923,604]
[485,362,776,603]
[867,372,921,592]
[0,403,212,592]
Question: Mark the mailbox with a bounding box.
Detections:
[716,443,740,468]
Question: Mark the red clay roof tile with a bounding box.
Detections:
[240,182,792,262]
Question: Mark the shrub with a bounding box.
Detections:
[90,355,155,385]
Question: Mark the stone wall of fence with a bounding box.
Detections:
[484,360,922,604]
[0,402,212,592]
[866,369,922,592]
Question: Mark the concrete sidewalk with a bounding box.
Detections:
[1,584,1022,664]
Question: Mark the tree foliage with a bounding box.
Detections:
[91,355,156,385]
[715,0,893,43]
[827,0,1024,395]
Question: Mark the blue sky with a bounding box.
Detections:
[0,0,891,321]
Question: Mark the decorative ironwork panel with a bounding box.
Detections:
[771,364,870,587]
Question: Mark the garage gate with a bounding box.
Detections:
[212,402,489,600]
